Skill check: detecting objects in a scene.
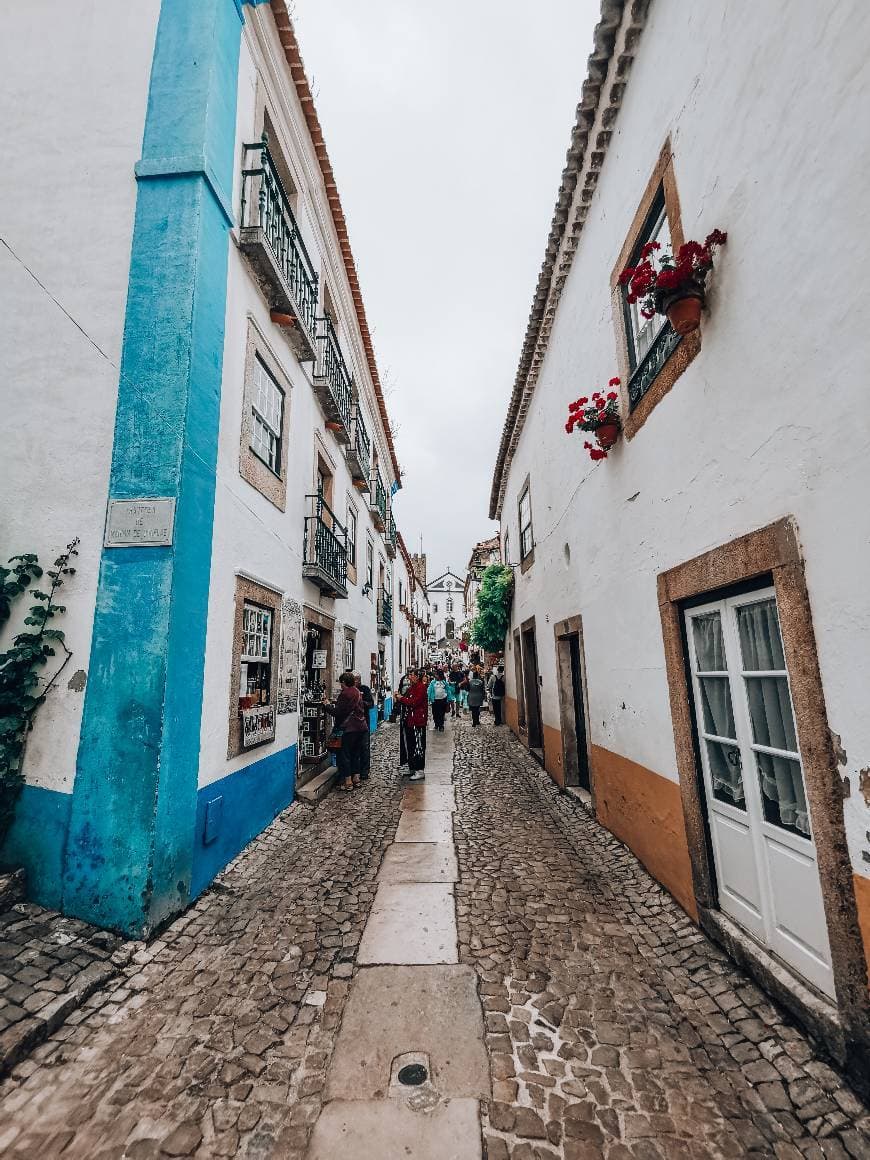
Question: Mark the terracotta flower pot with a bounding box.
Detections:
[325,420,343,432]
[662,290,703,335]
[595,421,621,450]
[269,310,296,328]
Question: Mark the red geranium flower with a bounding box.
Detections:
[606,391,618,400]
[608,377,620,387]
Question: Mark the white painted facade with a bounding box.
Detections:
[199,6,403,786]
[497,0,870,882]
[426,569,467,646]
[0,1,161,795]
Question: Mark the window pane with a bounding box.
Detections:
[692,612,726,671]
[736,598,786,670]
[744,676,798,753]
[705,739,746,810]
[755,752,810,837]
[628,203,670,366]
[253,357,283,435]
[698,676,735,739]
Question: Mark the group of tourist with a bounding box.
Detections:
[392,660,506,782]
[322,660,506,790]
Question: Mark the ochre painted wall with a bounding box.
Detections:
[504,695,519,733]
[591,744,698,921]
[543,723,565,787]
[853,873,870,984]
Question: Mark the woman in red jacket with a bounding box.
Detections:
[394,668,428,782]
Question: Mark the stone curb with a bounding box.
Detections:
[0,943,137,1079]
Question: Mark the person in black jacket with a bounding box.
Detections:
[354,672,375,781]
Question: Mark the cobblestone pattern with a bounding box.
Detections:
[452,721,870,1160]
[0,726,404,1159]
[0,898,133,1077]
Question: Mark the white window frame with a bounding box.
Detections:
[250,355,284,475]
[519,486,533,560]
[346,504,358,568]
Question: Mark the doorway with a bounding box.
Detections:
[684,587,833,997]
[554,617,590,792]
[521,619,543,757]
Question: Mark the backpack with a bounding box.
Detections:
[434,679,447,699]
[493,676,505,697]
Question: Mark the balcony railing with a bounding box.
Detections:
[302,494,348,598]
[239,137,318,359]
[313,316,354,440]
[627,323,681,411]
[377,588,393,635]
[369,470,387,531]
[346,405,371,489]
[385,513,397,558]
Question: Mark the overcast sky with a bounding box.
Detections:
[293,0,601,582]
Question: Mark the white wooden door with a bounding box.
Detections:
[685,589,834,998]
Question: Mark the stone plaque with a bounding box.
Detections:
[241,704,275,748]
[105,498,176,547]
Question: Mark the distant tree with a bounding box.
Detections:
[471,565,513,653]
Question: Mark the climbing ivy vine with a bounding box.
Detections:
[471,564,514,654]
[0,539,78,846]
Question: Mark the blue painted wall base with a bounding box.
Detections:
[1,785,71,911]
[191,744,297,898]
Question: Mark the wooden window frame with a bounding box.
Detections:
[239,320,292,510]
[227,576,282,758]
[518,477,535,573]
[611,138,700,441]
[658,517,870,1074]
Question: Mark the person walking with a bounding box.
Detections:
[353,672,375,781]
[394,668,427,781]
[322,672,368,791]
[466,666,486,727]
[448,662,466,718]
[427,667,453,731]
[488,665,506,726]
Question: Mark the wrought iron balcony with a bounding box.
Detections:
[368,470,387,532]
[313,315,354,441]
[302,494,348,598]
[377,588,392,635]
[239,137,318,361]
[385,513,397,559]
[346,405,371,490]
[627,323,681,411]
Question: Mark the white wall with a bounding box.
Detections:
[198,15,400,787]
[0,1,160,793]
[499,0,870,875]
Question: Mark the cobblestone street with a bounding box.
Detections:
[1,719,869,1159]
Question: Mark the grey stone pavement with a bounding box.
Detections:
[0,716,867,1158]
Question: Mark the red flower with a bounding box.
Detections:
[589,448,607,461]
[565,421,573,433]
[606,391,618,400]
[639,240,661,260]
[608,377,620,387]
[598,411,608,422]
[583,441,592,450]
[704,228,727,248]
[577,396,588,405]
[617,268,634,286]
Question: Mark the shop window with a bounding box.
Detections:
[227,577,280,757]
[344,632,356,673]
[611,138,699,440]
[239,322,291,510]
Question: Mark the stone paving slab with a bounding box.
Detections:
[378,842,458,884]
[357,883,458,965]
[395,810,453,844]
[0,900,135,1078]
[325,965,489,1100]
[401,785,456,812]
[306,1096,482,1160]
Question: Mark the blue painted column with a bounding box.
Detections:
[63,0,249,936]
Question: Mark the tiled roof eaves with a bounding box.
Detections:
[269,1,402,488]
[488,0,650,520]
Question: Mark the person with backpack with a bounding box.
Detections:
[427,667,453,731]
[488,666,506,726]
[448,662,466,718]
[353,672,375,780]
[322,672,369,791]
[466,666,487,727]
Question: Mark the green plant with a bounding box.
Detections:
[0,539,78,846]
[471,565,514,654]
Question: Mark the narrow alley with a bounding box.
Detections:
[2,720,867,1159]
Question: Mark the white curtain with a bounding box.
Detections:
[693,612,727,671]
[738,600,809,837]
[706,740,746,808]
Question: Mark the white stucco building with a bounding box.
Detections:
[426,568,467,648]
[0,0,411,936]
[490,0,870,1081]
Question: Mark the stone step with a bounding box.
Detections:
[296,764,340,804]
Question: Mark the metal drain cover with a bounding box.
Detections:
[397,1063,428,1086]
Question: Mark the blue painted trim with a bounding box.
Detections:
[1,785,72,911]
[134,155,235,226]
[382,696,393,723]
[64,0,245,937]
[191,744,297,898]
